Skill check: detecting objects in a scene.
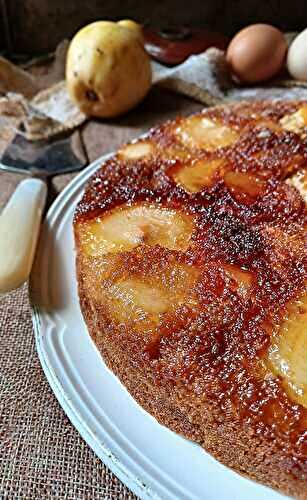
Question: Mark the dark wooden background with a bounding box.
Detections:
[1,0,307,54]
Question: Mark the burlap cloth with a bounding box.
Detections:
[0,183,137,499]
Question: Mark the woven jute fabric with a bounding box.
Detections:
[0,174,137,500]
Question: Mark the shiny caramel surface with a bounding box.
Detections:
[75,101,307,476]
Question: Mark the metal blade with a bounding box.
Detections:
[0,130,87,177]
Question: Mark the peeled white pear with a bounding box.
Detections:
[0,179,46,294]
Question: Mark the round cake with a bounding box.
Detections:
[74,101,307,498]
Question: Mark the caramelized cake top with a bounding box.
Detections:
[75,101,307,477]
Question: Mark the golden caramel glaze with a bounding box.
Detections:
[74,101,307,495]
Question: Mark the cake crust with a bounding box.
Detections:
[74,101,307,498]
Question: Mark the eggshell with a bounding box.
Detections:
[226,24,287,83]
[287,28,307,80]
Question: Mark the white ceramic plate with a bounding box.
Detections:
[30,156,286,500]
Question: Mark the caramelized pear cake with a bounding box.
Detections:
[74,101,307,498]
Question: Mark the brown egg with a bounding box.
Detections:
[226,24,287,83]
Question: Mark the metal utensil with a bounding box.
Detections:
[0,131,87,294]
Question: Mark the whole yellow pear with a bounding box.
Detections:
[66,20,152,118]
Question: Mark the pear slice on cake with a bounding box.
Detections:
[268,292,307,408]
[78,203,195,257]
